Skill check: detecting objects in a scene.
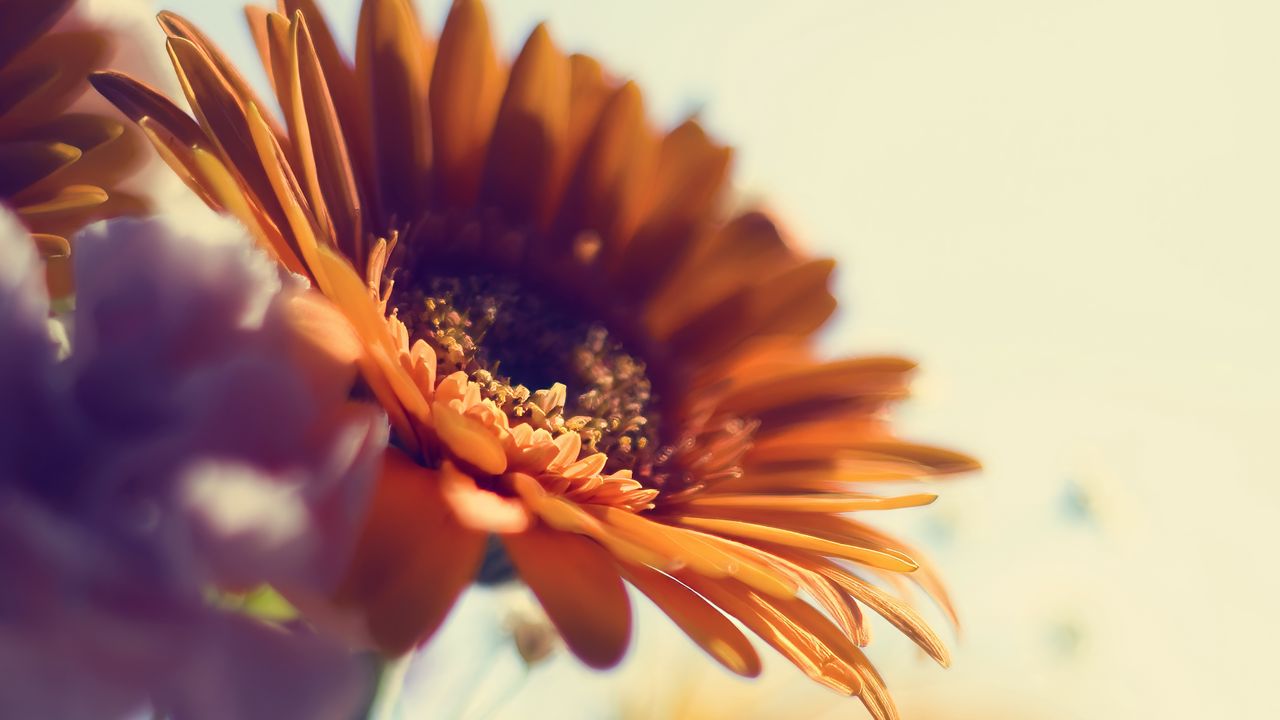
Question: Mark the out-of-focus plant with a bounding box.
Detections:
[0,208,387,719]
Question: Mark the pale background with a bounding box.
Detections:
[153,1,1280,717]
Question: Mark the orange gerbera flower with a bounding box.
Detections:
[1,0,149,298]
[94,1,978,716]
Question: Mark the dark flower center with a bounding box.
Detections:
[393,275,660,472]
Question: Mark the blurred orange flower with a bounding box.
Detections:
[94,1,977,716]
[0,0,150,298]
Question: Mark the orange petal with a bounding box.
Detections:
[673,516,919,573]
[643,211,794,338]
[481,23,570,226]
[747,438,981,476]
[287,288,363,365]
[274,14,336,248]
[336,448,486,655]
[356,0,433,224]
[242,99,332,288]
[0,31,107,136]
[244,7,279,93]
[430,0,503,208]
[741,549,867,648]
[283,0,353,88]
[563,54,613,179]
[669,259,837,366]
[608,120,731,296]
[620,563,761,678]
[440,460,528,533]
[14,184,106,217]
[712,463,933,495]
[185,142,305,274]
[164,37,292,238]
[89,71,207,150]
[0,0,73,69]
[680,493,938,513]
[750,258,838,337]
[261,12,295,121]
[283,289,362,402]
[503,524,631,669]
[31,233,69,258]
[0,141,79,198]
[22,114,138,194]
[705,509,957,628]
[293,14,364,260]
[586,506,798,598]
[550,81,654,257]
[807,555,950,667]
[719,356,917,418]
[679,574,864,697]
[433,400,507,475]
[828,520,960,629]
[305,250,424,452]
[505,473,669,569]
[158,11,287,141]
[750,412,891,449]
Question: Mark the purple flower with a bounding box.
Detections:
[0,209,386,719]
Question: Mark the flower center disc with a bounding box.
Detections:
[393,275,660,473]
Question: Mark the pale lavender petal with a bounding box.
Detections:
[0,210,65,483]
[65,217,384,594]
[0,214,385,719]
[0,491,197,720]
[157,614,374,720]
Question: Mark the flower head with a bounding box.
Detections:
[95,1,978,716]
[0,208,384,719]
[0,0,157,298]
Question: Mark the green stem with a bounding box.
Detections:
[367,654,413,720]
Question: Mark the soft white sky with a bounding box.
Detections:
[152,1,1280,717]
